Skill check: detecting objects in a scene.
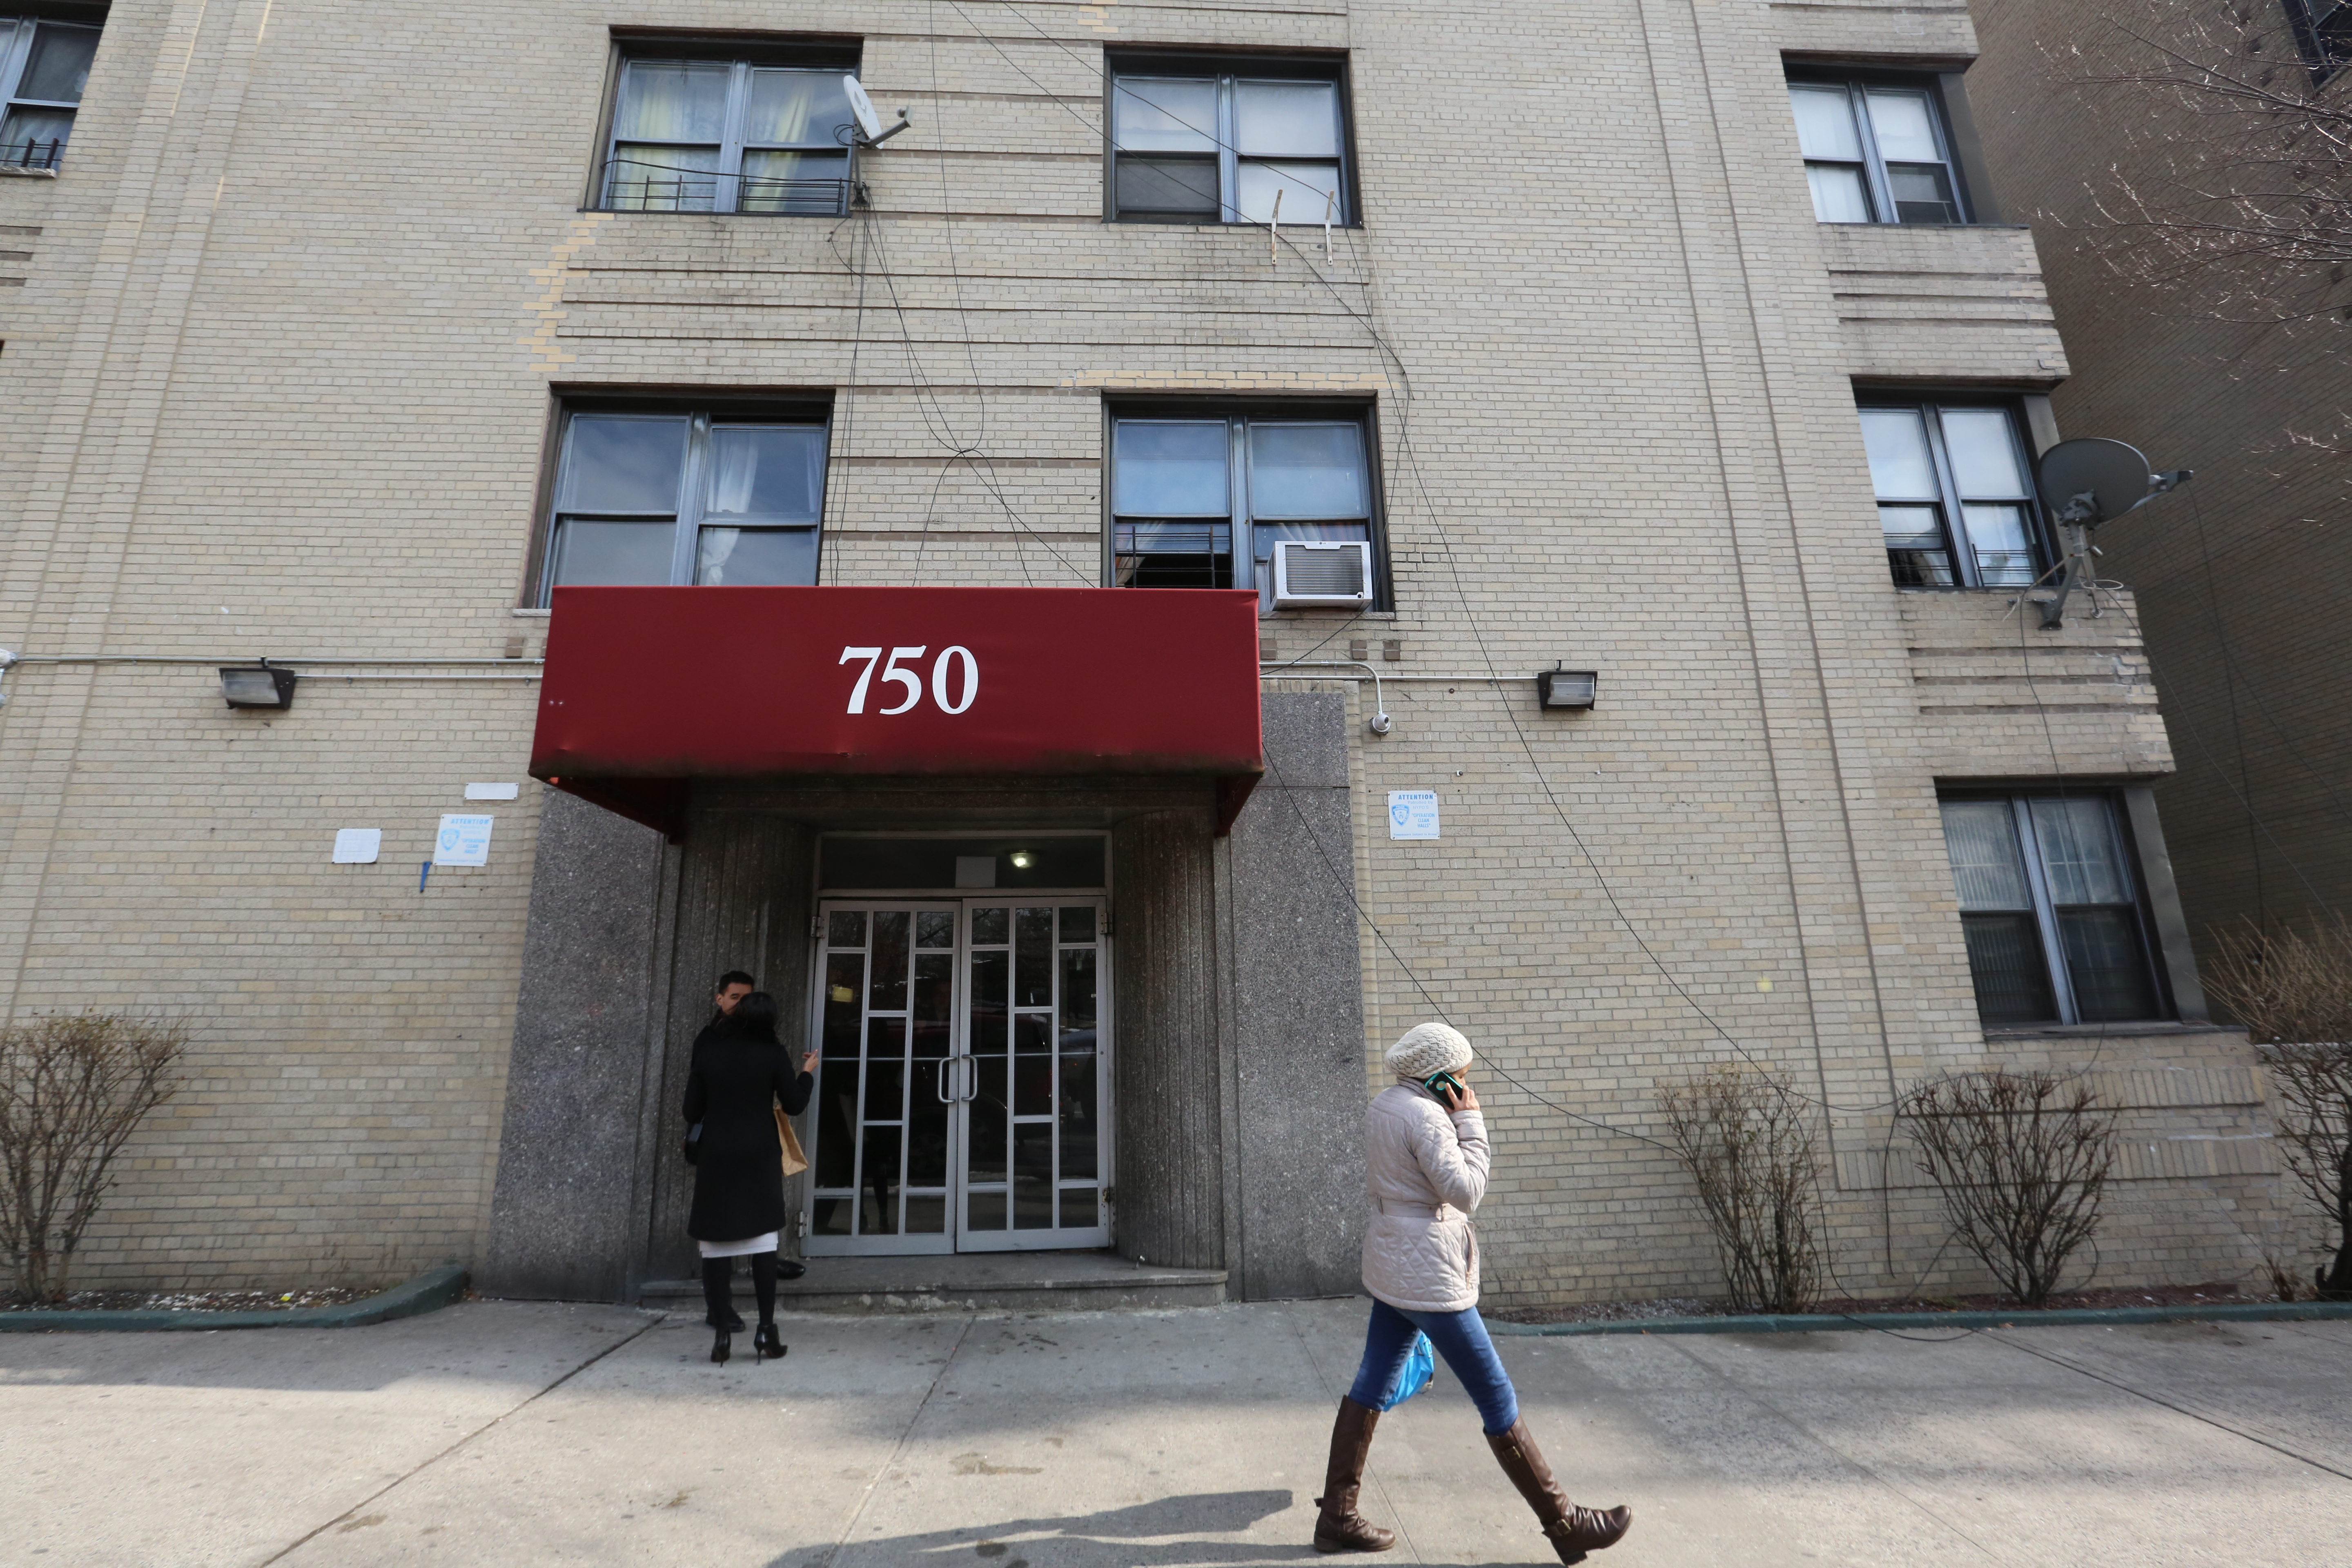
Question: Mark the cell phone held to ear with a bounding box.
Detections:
[1421,1071,1466,1103]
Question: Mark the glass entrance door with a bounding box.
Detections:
[806,903,958,1253]
[956,901,1108,1251]
[804,898,1109,1255]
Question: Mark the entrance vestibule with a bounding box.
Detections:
[803,836,1110,1256]
[492,589,1365,1305]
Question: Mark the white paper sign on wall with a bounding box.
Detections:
[433,814,495,867]
[1387,790,1440,840]
[463,782,520,801]
[332,828,382,864]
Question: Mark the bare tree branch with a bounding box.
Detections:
[2064,5,2352,327]
[2203,915,2352,1297]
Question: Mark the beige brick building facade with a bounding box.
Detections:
[0,0,2297,1303]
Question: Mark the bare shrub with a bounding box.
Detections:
[1900,1070,2115,1308]
[1658,1065,1823,1314]
[2263,1250,2309,1303]
[2203,916,2352,1298]
[0,1013,185,1303]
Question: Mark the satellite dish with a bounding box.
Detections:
[843,76,884,141]
[2037,437,2157,526]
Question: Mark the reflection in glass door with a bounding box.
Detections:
[803,898,1109,1255]
[958,902,1108,1251]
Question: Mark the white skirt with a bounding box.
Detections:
[697,1231,780,1259]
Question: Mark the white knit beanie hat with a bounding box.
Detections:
[1385,1021,1472,1080]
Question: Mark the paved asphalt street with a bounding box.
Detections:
[3,1298,2348,1566]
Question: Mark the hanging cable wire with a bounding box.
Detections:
[827,206,1092,585]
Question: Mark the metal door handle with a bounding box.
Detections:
[939,1057,978,1102]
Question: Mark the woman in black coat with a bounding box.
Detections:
[683,991,813,1363]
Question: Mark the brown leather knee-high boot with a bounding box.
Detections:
[1312,1397,1396,1553]
[1486,1417,1631,1564]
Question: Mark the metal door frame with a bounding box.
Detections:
[950,895,1112,1253]
[801,900,960,1256]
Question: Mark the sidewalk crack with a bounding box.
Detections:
[1987,1331,2352,1483]
[256,1310,663,1566]
[1659,1338,2011,1566]
[805,1310,980,1568]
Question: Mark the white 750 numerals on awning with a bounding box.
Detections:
[837,645,980,715]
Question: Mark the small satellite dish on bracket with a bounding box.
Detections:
[843,76,912,147]
[2028,437,2192,628]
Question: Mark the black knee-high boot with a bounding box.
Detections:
[700,1257,736,1329]
[750,1252,786,1361]
[750,1250,779,1323]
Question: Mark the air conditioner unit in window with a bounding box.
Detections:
[1271,540,1374,608]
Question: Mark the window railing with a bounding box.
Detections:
[598,156,851,217]
[3,136,62,171]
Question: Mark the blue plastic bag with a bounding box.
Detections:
[1376,1331,1435,1411]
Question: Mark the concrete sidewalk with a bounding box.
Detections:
[2,1299,2347,1567]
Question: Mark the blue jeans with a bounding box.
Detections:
[1347,1297,1520,1434]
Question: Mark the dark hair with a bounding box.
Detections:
[726,991,782,1042]
[715,970,755,993]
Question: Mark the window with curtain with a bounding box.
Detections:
[1109,59,1350,225]
[539,404,829,602]
[1787,76,1967,225]
[1939,794,2165,1028]
[1109,409,1378,606]
[601,46,858,215]
[0,13,99,170]
[1858,400,2045,589]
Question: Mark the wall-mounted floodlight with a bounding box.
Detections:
[1008,850,1035,870]
[2031,438,2193,628]
[843,77,912,147]
[1537,669,1598,710]
[219,665,296,710]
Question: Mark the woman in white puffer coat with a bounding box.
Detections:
[1312,1022,1633,1564]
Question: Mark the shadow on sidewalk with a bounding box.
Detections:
[764,1488,1481,1566]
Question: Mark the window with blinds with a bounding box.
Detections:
[1939,794,2166,1028]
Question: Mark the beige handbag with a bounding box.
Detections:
[775,1106,810,1177]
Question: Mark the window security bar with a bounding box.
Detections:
[599,156,851,218]
[3,135,60,170]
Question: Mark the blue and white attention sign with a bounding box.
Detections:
[433,813,495,867]
[1387,790,1440,841]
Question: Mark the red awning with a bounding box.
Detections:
[530,586,1265,838]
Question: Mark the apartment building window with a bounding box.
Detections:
[1940,794,2166,1027]
[1109,407,1379,607]
[1788,76,1966,225]
[1109,58,1350,225]
[2285,0,2352,76]
[537,403,829,602]
[599,39,859,216]
[1858,400,2046,588]
[0,12,99,171]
